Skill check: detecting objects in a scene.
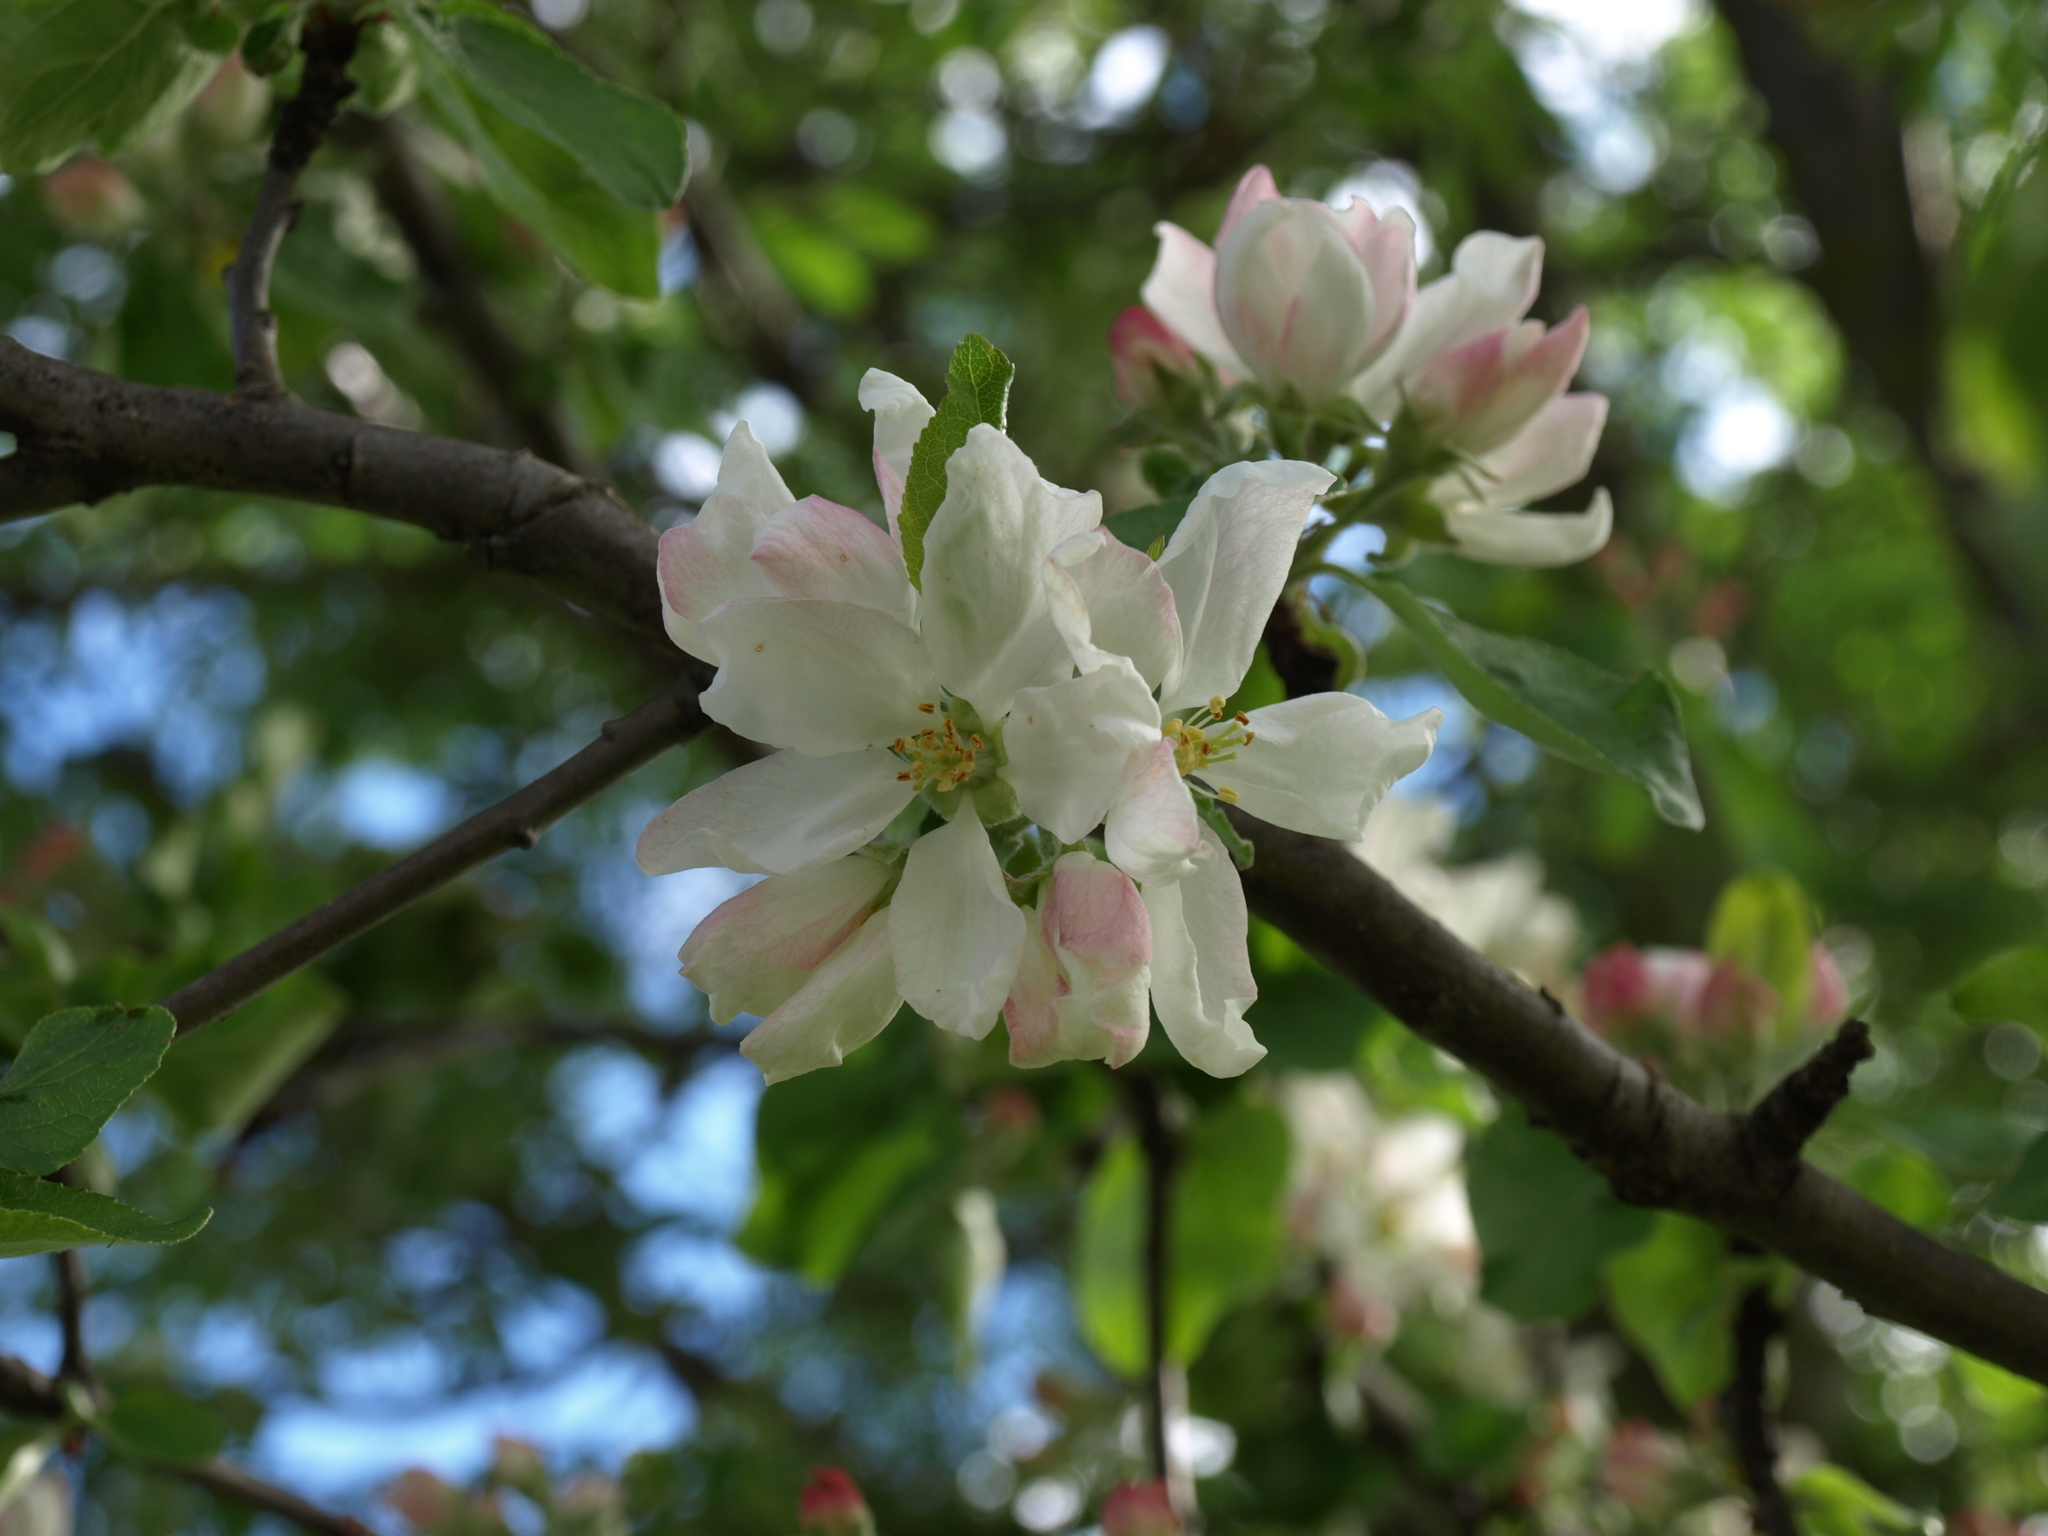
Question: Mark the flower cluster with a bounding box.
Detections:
[1118,165,1611,569]
[639,368,1439,1083]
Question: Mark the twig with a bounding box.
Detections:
[0,1352,365,1536]
[1724,1282,1796,1536]
[52,1248,98,1399]
[1228,809,2048,1385]
[359,113,583,470]
[1120,1074,1175,1489]
[225,12,365,396]
[160,679,705,1035]
[1747,1019,1874,1168]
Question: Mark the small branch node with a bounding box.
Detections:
[1749,1018,1874,1168]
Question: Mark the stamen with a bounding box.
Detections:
[1216,786,1240,804]
[918,701,938,715]
[1209,695,1228,716]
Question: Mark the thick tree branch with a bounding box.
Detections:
[225,14,364,396]
[0,1353,368,1535]
[358,113,583,470]
[0,341,665,641]
[1231,812,2048,1385]
[160,679,707,1036]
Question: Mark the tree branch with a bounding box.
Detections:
[1230,810,2048,1385]
[224,13,364,397]
[0,341,666,643]
[1120,1073,1176,1488]
[357,113,584,470]
[0,1352,368,1536]
[160,678,707,1036]
[52,1247,97,1398]
[1748,1019,1873,1169]
[1724,1280,1796,1536]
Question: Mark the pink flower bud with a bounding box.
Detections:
[1005,854,1152,1069]
[799,1468,875,1536]
[1408,308,1590,456]
[384,1469,459,1531]
[1581,943,1654,1033]
[1101,1480,1180,1536]
[39,159,144,233]
[1600,1420,1688,1514]
[1111,306,1200,407]
[1694,959,1779,1041]
[1806,941,1849,1029]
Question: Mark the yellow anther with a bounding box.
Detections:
[1234,712,1250,726]
[1216,786,1240,804]
[918,701,938,715]
[1209,695,1228,716]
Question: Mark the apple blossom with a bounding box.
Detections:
[1005,852,1153,1069]
[1110,304,1201,408]
[1140,164,1416,402]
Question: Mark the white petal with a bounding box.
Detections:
[1044,527,1181,688]
[751,494,915,624]
[1142,828,1263,1078]
[1138,222,1251,378]
[656,422,790,662]
[701,598,937,755]
[859,368,935,537]
[681,855,893,1024]
[1350,232,1544,421]
[636,749,915,875]
[1216,200,1378,400]
[1205,694,1440,840]
[1155,458,1334,712]
[1002,659,1161,844]
[739,912,902,1084]
[890,809,1025,1040]
[1445,488,1614,568]
[919,425,1104,720]
[1104,737,1202,884]
[1437,393,1608,513]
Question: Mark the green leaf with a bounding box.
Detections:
[0,1005,176,1176]
[1953,945,2048,1031]
[898,335,1014,587]
[1465,1102,1652,1321]
[0,0,235,174]
[1989,1132,2048,1221]
[1106,497,1193,554]
[1844,1143,1951,1231]
[1705,869,1813,1030]
[0,1170,210,1257]
[430,0,688,209]
[99,1386,228,1465]
[413,20,662,297]
[148,973,345,1137]
[1363,577,1703,829]
[1791,1464,1922,1536]
[1604,1212,1735,1408]
[1073,1102,1291,1377]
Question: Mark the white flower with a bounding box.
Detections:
[1140,164,1416,402]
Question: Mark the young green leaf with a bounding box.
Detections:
[898,335,1015,587]
[1105,497,1193,555]
[1072,1133,1147,1377]
[99,1386,228,1466]
[148,973,345,1137]
[1988,1132,2048,1221]
[1953,945,2048,1032]
[1365,576,1704,829]
[1603,1212,1736,1407]
[0,1005,176,1177]
[1466,1102,1653,1322]
[1706,870,1814,1030]
[0,1171,210,1258]
[411,18,663,297]
[427,0,688,210]
[0,0,237,174]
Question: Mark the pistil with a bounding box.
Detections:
[892,706,984,793]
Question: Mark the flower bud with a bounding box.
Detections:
[1100,1481,1179,1536]
[799,1467,876,1536]
[1216,200,1380,401]
[383,1469,459,1533]
[1110,306,1200,408]
[1600,1420,1688,1516]
[1407,308,1589,456]
[1806,941,1849,1029]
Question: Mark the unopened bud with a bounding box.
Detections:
[1100,1480,1179,1536]
[799,1467,875,1536]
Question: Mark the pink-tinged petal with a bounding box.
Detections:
[1695,959,1779,1041]
[1110,305,1200,407]
[636,748,915,876]
[891,808,1026,1039]
[1044,526,1181,688]
[1001,918,1068,1068]
[858,368,935,537]
[1642,947,1716,1025]
[681,855,893,1024]
[1217,164,1281,240]
[920,425,1104,720]
[1581,943,1654,1035]
[1004,660,1160,844]
[1443,488,1612,568]
[1356,209,1417,360]
[1807,942,1850,1029]
[1451,308,1590,455]
[700,597,937,755]
[739,912,902,1084]
[1210,693,1439,840]
[1155,458,1334,712]
[1215,200,1378,399]
[1104,738,1203,884]
[1101,1482,1180,1536]
[1045,851,1152,971]
[751,495,915,624]
[656,421,791,661]
[1142,827,1262,1077]
[1349,231,1545,420]
[1408,328,1509,440]
[1139,222,1251,378]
